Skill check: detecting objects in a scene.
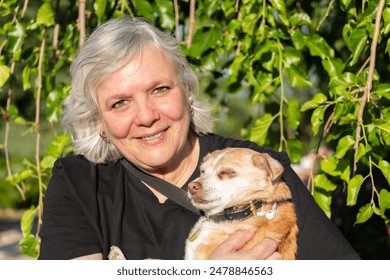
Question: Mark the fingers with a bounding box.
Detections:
[208,230,255,260]
[244,238,279,260]
[209,231,280,260]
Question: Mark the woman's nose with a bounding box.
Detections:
[133,98,159,127]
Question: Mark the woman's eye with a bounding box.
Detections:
[152,86,169,95]
[112,100,129,109]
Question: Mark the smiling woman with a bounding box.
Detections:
[38,16,360,260]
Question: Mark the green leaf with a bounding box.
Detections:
[306,34,334,59]
[156,0,175,29]
[321,155,350,182]
[46,134,72,157]
[36,2,55,27]
[289,12,311,26]
[19,234,40,259]
[286,139,302,163]
[6,169,34,185]
[379,189,390,220]
[21,207,37,238]
[356,143,371,161]
[0,64,10,87]
[311,106,326,135]
[347,28,368,66]
[375,83,390,101]
[347,175,364,206]
[301,93,328,111]
[355,203,373,225]
[285,99,300,131]
[322,57,345,78]
[313,174,337,192]
[249,114,275,145]
[94,0,107,23]
[378,160,390,186]
[334,135,355,158]
[286,64,312,87]
[291,30,306,50]
[188,26,222,58]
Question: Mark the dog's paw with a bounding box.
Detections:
[108,246,126,260]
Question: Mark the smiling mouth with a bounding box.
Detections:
[142,129,166,141]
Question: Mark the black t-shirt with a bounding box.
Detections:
[38,133,360,260]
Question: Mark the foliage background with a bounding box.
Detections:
[1,0,389,259]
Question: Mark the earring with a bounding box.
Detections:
[99,130,110,143]
[189,96,194,116]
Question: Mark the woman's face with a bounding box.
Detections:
[96,46,192,173]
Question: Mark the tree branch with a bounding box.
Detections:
[173,0,180,40]
[353,0,385,174]
[186,0,196,48]
[78,0,86,47]
[316,0,335,31]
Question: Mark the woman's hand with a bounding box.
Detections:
[208,230,282,260]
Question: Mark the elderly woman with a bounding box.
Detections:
[38,17,359,260]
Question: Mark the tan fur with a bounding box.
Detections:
[185,148,298,260]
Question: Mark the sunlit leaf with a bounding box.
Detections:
[378,160,390,186]
[355,203,373,225]
[285,99,300,131]
[21,207,37,238]
[347,175,364,206]
[311,106,326,135]
[0,64,10,87]
[301,93,328,111]
[334,135,355,158]
[249,114,275,145]
[36,2,55,26]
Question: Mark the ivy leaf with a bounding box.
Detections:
[249,113,275,145]
[347,175,364,206]
[0,64,10,87]
[36,2,55,27]
[334,135,355,158]
[355,203,373,225]
[301,93,328,111]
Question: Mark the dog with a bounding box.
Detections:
[185,147,298,260]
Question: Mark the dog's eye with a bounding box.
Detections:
[217,168,237,180]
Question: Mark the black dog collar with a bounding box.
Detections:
[206,199,291,223]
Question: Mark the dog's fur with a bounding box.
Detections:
[185,148,298,260]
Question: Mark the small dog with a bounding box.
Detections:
[185,148,298,260]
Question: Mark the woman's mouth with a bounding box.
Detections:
[142,130,165,141]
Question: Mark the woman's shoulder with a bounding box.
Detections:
[200,133,290,166]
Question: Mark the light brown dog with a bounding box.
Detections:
[185,148,298,260]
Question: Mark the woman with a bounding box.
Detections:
[38,16,359,260]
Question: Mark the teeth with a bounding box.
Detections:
[143,131,163,141]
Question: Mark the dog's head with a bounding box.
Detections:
[188,148,284,214]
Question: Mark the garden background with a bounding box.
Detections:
[0,0,389,259]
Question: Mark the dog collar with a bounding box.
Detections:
[206,199,289,223]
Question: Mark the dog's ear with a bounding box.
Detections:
[252,153,284,182]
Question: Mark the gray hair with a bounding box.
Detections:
[62,16,214,163]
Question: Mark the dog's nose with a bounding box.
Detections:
[188,181,202,195]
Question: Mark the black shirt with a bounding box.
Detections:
[38,133,360,259]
